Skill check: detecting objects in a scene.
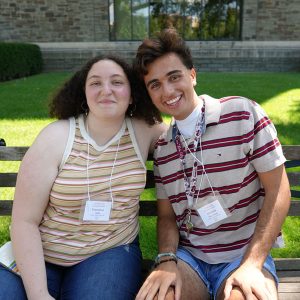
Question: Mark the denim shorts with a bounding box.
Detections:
[176,246,278,299]
[0,237,142,300]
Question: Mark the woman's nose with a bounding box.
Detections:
[101,83,112,94]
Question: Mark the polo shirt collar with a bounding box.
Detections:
[167,94,221,141]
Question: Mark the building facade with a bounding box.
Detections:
[1,0,300,71]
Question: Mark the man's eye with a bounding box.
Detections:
[170,74,180,81]
[150,82,160,90]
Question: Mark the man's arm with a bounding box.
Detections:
[224,164,291,299]
[136,199,182,300]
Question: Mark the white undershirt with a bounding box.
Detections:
[175,102,203,138]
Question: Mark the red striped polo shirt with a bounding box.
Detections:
[154,95,286,263]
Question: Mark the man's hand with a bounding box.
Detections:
[136,261,182,300]
[223,264,273,300]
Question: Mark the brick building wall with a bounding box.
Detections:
[0,0,109,42]
[256,0,300,40]
[1,0,300,42]
[243,0,300,41]
[1,1,299,71]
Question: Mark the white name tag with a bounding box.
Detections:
[196,199,227,227]
[83,201,112,222]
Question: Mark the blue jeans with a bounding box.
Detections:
[177,246,278,299]
[0,239,142,300]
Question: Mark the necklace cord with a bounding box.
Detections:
[86,121,120,207]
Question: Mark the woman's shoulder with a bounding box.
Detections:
[29,119,70,154]
[38,119,70,140]
[131,118,168,153]
[131,118,167,136]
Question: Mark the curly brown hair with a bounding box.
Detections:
[49,54,162,125]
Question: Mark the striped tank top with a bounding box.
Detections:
[39,115,146,266]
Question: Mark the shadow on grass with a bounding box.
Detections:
[275,123,300,145]
[198,72,300,105]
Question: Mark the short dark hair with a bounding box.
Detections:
[134,28,194,76]
[49,54,162,125]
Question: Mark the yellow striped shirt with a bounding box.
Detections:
[39,115,146,266]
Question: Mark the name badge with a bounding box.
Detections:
[83,201,112,222]
[194,192,230,228]
[196,199,227,227]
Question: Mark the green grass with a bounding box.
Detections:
[195,72,300,144]
[1,72,300,259]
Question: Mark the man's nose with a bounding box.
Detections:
[162,83,173,96]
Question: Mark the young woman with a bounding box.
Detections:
[0,55,166,300]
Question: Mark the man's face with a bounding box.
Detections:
[144,53,198,120]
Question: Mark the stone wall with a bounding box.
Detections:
[38,41,300,72]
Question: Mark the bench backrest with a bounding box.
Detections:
[0,145,299,216]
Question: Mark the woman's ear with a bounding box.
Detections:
[191,68,197,86]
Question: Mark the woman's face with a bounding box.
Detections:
[85,59,131,121]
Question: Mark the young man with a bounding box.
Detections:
[134,28,291,300]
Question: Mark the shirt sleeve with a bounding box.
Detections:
[246,99,286,173]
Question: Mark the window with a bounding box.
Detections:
[109,0,241,41]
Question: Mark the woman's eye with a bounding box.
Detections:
[113,81,123,85]
[91,81,101,86]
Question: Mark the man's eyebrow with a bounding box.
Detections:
[146,70,182,88]
[167,70,181,76]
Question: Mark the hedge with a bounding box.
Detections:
[0,42,43,81]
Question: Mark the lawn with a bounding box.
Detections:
[0,72,300,259]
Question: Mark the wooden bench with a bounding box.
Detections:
[1,145,300,299]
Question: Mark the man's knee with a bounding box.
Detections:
[177,260,209,300]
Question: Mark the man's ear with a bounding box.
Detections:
[191,68,197,86]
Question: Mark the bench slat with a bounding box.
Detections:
[289,200,300,215]
[278,282,300,293]
[282,145,300,161]
[145,170,154,189]
[0,200,13,216]
[0,145,299,160]
[0,147,28,160]
[277,271,300,282]
[0,173,17,187]
[275,258,300,271]
[1,200,299,216]
[0,171,298,190]
[287,173,300,187]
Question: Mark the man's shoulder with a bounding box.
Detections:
[153,127,176,161]
[219,95,258,109]
[154,133,171,152]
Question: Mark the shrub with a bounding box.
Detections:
[0,42,43,81]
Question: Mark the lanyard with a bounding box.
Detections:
[86,121,120,206]
[173,101,205,208]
